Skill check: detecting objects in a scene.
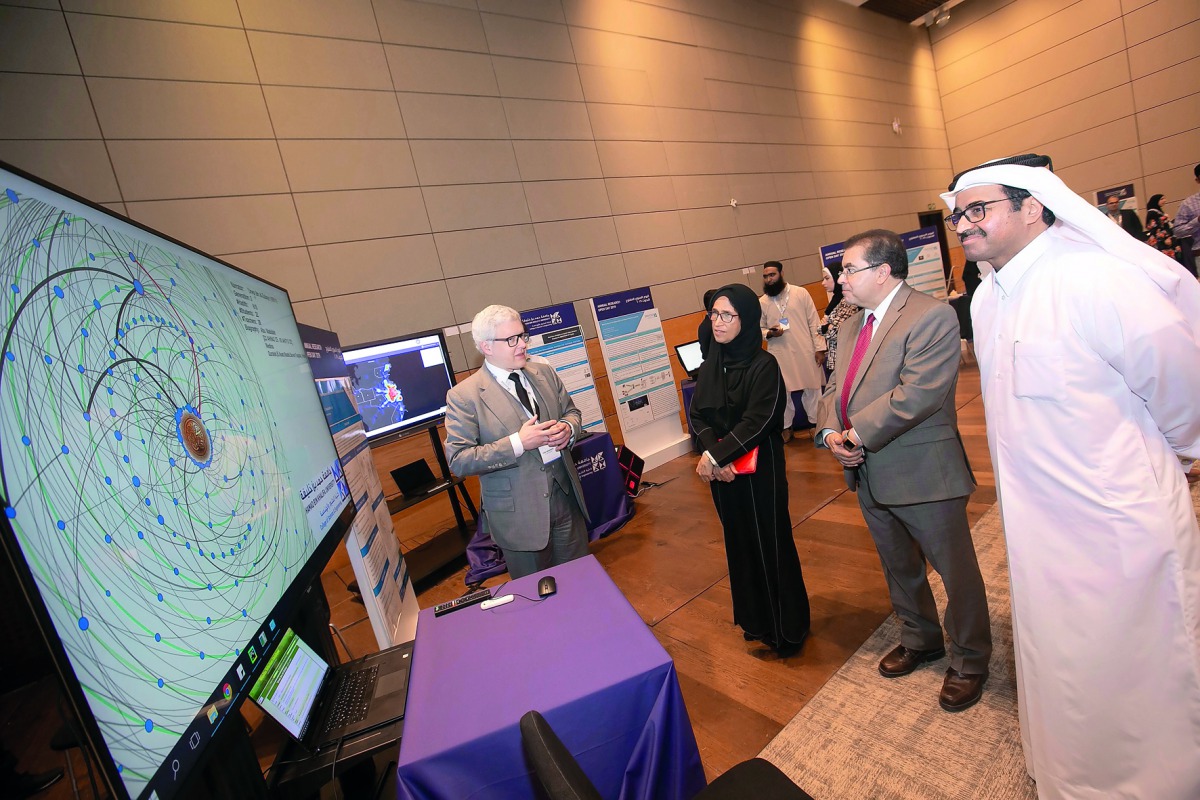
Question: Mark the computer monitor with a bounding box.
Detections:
[341,331,456,444]
[0,162,355,800]
[674,340,704,377]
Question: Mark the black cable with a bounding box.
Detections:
[330,735,345,800]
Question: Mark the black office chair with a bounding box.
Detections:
[519,710,814,800]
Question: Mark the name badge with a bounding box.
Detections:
[779,317,789,327]
[538,444,562,463]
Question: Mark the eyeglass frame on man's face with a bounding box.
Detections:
[708,310,739,324]
[944,198,1011,229]
[841,261,886,277]
[490,332,530,347]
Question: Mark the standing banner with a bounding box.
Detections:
[1096,183,1139,212]
[520,303,605,432]
[820,226,946,300]
[590,288,688,470]
[299,324,418,648]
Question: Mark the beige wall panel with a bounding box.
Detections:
[126,195,305,255]
[596,140,671,177]
[680,206,739,243]
[797,91,937,129]
[1132,59,1200,113]
[704,79,758,114]
[688,14,747,53]
[1124,0,1200,46]
[481,13,574,62]
[576,64,653,105]
[740,231,788,266]
[493,56,584,101]
[398,93,511,139]
[698,47,752,83]
[784,226,830,266]
[729,172,783,207]
[445,331,476,374]
[524,179,612,221]
[745,55,794,90]
[1127,20,1200,78]
[0,7,78,73]
[663,142,723,176]
[277,140,419,193]
[0,75,100,139]
[604,176,677,214]
[100,202,128,217]
[504,98,593,139]
[385,46,499,95]
[0,140,120,203]
[513,140,602,180]
[291,299,331,331]
[655,107,718,143]
[734,202,784,237]
[433,225,542,277]
[374,0,488,52]
[564,0,696,46]
[780,199,823,230]
[448,265,553,321]
[773,171,818,202]
[723,143,773,174]
[687,237,746,275]
[238,0,380,39]
[806,145,949,175]
[759,115,807,145]
[88,79,272,140]
[544,253,628,302]
[1139,128,1200,177]
[1137,94,1200,141]
[649,277,701,320]
[647,69,711,110]
[224,247,321,302]
[59,0,241,26]
[713,112,765,144]
[614,210,685,251]
[423,183,531,232]
[672,174,732,209]
[1142,165,1195,210]
[534,217,621,263]
[108,140,289,201]
[587,103,663,141]
[768,144,813,173]
[478,0,565,24]
[324,282,455,345]
[930,0,1080,67]
[410,139,521,185]
[263,86,405,139]
[294,187,430,245]
[754,85,800,117]
[1120,0,1156,12]
[622,244,692,285]
[249,31,391,90]
[308,235,442,294]
[1054,149,1145,200]
[66,14,257,82]
[814,168,943,199]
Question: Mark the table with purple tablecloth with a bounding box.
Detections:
[396,555,706,800]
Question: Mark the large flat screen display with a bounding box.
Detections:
[341,331,455,442]
[0,163,354,799]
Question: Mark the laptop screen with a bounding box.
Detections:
[675,340,704,374]
[248,629,331,739]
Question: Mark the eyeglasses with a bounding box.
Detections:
[841,262,885,277]
[944,198,1009,228]
[708,311,739,323]
[491,332,530,347]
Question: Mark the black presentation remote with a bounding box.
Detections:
[433,588,492,617]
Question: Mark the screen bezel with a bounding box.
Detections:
[341,328,458,445]
[0,160,355,800]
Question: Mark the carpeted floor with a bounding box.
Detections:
[762,481,1200,799]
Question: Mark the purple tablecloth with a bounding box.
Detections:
[464,432,634,584]
[396,555,706,800]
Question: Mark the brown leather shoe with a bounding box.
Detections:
[939,667,987,712]
[878,644,946,677]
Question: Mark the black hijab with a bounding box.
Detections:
[824,263,844,316]
[692,284,766,431]
[1148,193,1165,212]
[697,288,717,359]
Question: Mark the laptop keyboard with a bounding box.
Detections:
[321,665,379,733]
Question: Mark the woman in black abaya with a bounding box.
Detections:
[690,284,811,655]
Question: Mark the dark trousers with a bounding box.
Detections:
[501,482,588,579]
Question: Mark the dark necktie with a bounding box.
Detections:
[508,371,538,418]
[839,313,875,428]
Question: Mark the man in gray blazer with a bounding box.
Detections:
[816,229,991,712]
[445,305,590,579]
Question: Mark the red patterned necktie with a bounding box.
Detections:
[839,313,875,428]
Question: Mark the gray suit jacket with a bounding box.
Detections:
[816,282,974,504]
[444,361,588,551]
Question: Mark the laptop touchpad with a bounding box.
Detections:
[376,669,409,699]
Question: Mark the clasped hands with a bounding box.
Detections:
[519,417,572,451]
[696,455,736,483]
[825,430,865,468]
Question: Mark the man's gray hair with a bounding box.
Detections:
[471,304,522,353]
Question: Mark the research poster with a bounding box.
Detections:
[520,302,605,432]
[820,226,947,300]
[590,287,680,432]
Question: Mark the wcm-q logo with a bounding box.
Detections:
[549,311,563,325]
[589,452,606,473]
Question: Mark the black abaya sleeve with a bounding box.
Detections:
[706,357,786,467]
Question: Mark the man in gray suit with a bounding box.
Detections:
[445,305,590,579]
[817,229,991,712]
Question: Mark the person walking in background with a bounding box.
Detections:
[1103,194,1145,240]
[819,263,858,380]
[759,260,825,441]
[1174,163,1200,275]
[1146,192,1193,276]
[691,284,811,657]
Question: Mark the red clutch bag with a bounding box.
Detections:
[731,447,758,475]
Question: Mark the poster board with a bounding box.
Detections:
[520,302,605,432]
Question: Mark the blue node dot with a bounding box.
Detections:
[210,552,216,560]
[204,492,209,499]
[83,412,90,422]
[247,524,252,532]
[173,568,179,575]
[61,445,69,455]
[156,593,164,602]
[53,286,64,299]
[131,475,140,487]
[114,430,122,441]
[153,347,158,354]
[77,364,85,374]
[4,189,16,203]
[138,531,144,539]
[185,542,191,549]
[169,458,176,467]
[81,327,89,338]
[158,679,164,688]
[133,374,140,383]
[104,534,112,543]
[234,579,239,587]
[89,253,96,261]
[106,387,113,395]
[154,633,161,642]
[57,520,65,530]
[157,515,165,525]
[207,617,212,624]
[242,610,247,617]
[118,765,123,774]
[172,498,178,506]
[105,590,111,597]
[94,299,101,309]
[32,238,40,248]
[199,652,205,660]
[207,583,213,591]
[108,350,115,360]
[5,351,12,361]
[5,507,15,519]
[133,280,144,295]
[9,284,18,294]
[145,719,153,733]
[110,409,117,417]
[21,435,30,446]
[156,393,161,400]
[128,252,136,262]
[122,455,129,463]
[144,498,150,506]
[78,617,88,631]
[207,522,213,529]
[44,354,53,365]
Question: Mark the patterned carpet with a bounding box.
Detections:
[761,481,1200,799]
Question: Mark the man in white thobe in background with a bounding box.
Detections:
[760,260,825,442]
[942,153,1200,800]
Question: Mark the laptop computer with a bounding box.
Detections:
[248,628,413,752]
[391,459,446,500]
[674,340,704,379]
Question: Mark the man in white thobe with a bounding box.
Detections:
[760,260,825,440]
[942,153,1200,800]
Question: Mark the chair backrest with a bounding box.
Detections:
[518,710,603,800]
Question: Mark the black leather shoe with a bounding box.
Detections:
[939,667,987,712]
[878,644,946,677]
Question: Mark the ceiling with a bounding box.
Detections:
[859,0,948,24]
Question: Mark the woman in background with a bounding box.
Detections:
[820,263,858,379]
[690,284,810,656]
[1145,193,1192,275]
